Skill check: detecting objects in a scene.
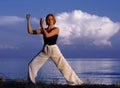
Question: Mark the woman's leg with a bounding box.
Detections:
[28,51,49,84]
[51,45,83,85]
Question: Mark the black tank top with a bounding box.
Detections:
[43,28,58,45]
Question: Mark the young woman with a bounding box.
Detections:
[26,13,83,85]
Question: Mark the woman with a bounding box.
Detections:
[26,13,83,85]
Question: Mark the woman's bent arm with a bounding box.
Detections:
[26,14,42,34]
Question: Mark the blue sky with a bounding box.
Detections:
[0,0,120,58]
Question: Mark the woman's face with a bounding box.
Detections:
[46,16,55,26]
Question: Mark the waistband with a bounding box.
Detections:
[44,43,56,46]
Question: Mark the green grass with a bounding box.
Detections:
[0,81,120,88]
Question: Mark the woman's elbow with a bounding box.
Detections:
[45,35,49,38]
[28,31,33,34]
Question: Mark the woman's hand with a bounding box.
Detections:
[26,14,30,20]
[40,18,44,29]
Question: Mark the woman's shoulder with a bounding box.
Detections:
[53,27,59,33]
[54,27,60,30]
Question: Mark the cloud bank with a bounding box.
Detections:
[0,16,24,26]
[0,44,19,50]
[0,10,120,47]
[56,10,120,46]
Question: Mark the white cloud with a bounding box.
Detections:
[31,17,39,24]
[55,10,120,46]
[0,11,120,46]
[0,16,24,26]
[0,44,19,50]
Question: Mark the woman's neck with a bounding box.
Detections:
[48,25,54,30]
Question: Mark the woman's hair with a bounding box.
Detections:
[45,13,56,25]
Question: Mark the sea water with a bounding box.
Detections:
[0,58,120,84]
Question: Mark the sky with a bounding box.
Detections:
[0,0,120,58]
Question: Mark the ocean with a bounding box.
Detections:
[0,58,120,84]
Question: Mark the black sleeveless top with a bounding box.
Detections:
[43,28,58,45]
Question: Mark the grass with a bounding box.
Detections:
[0,81,120,88]
[0,77,120,88]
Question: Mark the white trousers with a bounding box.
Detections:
[28,44,83,85]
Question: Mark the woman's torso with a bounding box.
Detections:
[43,27,58,45]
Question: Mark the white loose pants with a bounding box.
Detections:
[28,44,83,85]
